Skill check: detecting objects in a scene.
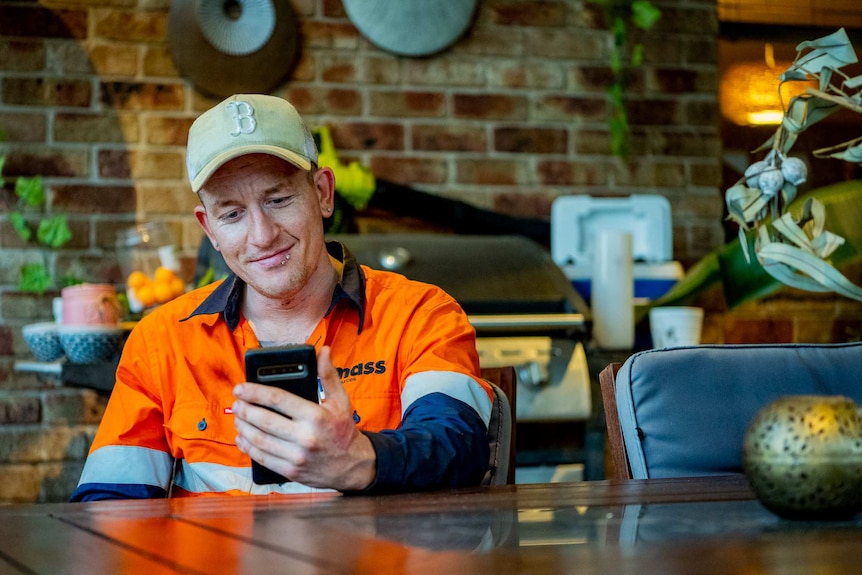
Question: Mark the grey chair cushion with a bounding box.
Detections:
[614,342,862,479]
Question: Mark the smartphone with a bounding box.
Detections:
[244,344,319,485]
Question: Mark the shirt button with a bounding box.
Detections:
[198,418,207,431]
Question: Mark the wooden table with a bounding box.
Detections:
[1,475,860,574]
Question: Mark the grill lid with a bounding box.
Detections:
[330,234,588,332]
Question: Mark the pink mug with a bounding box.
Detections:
[61,284,121,326]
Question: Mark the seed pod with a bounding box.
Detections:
[758,166,785,198]
[781,157,808,185]
[744,160,769,189]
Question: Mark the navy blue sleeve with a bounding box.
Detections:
[69,483,167,502]
[356,392,490,494]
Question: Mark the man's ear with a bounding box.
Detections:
[314,167,337,213]
[194,205,219,251]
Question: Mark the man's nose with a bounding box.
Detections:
[247,209,279,246]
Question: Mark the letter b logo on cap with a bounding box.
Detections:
[226,101,256,136]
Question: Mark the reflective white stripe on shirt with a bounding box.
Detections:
[77,445,173,488]
[174,460,336,495]
[402,371,492,427]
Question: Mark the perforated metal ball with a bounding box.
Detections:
[743,395,862,520]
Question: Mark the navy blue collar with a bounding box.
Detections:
[182,241,366,333]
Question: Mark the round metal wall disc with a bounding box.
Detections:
[168,0,299,98]
[342,0,478,57]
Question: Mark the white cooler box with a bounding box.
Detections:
[551,195,683,304]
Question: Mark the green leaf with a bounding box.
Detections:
[0,154,5,179]
[18,264,52,295]
[15,176,45,208]
[631,0,661,30]
[646,180,862,311]
[9,212,32,242]
[36,215,72,249]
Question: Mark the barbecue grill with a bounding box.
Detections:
[329,233,593,423]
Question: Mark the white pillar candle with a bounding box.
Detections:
[592,230,634,350]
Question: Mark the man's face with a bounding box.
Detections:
[194,153,334,302]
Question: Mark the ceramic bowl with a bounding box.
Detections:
[58,325,124,364]
[22,322,65,362]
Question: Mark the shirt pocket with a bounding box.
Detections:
[164,401,236,456]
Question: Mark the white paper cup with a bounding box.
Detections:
[649,306,704,348]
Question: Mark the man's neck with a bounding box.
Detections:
[243,259,339,346]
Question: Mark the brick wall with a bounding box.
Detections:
[0,0,727,502]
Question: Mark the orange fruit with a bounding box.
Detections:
[127,270,149,289]
[153,280,174,304]
[154,266,177,283]
[135,284,156,307]
[170,276,185,298]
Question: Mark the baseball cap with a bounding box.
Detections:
[186,94,319,193]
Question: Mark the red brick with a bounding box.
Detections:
[93,8,167,42]
[283,87,360,115]
[574,66,645,94]
[100,82,185,111]
[318,54,357,83]
[456,159,530,185]
[0,113,47,143]
[144,116,194,146]
[454,94,528,121]
[485,61,565,90]
[487,1,566,26]
[524,28,605,59]
[625,98,681,126]
[655,68,718,94]
[644,130,721,157]
[573,129,611,155]
[686,100,719,126]
[494,127,567,154]
[88,44,138,76]
[302,21,360,49]
[493,191,555,219]
[405,61,486,87]
[369,157,448,185]
[328,123,404,151]
[135,184,199,216]
[0,327,12,356]
[363,56,400,84]
[537,160,610,186]
[411,125,487,152]
[535,95,606,122]
[0,41,45,72]
[53,185,136,214]
[653,7,718,36]
[370,91,446,118]
[54,113,137,144]
[2,78,91,108]
[2,150,87,178]
[454,27,523,57]
[98,150,184,179]
[0,397,41,425]
[0,6,87,39]
[142,46,179,77]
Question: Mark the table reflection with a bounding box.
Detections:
[330,498,862,553]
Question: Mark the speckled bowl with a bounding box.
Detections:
[22,322,65,362]
[743,395,862,521]
[58,324,124,364]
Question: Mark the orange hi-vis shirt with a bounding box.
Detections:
[71,242,493,500]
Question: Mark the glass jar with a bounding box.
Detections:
[116,222,183,312]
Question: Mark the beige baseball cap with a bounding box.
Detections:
[186,94,318,193]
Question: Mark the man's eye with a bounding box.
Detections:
[268,196,289,207]
[220,210,241,221]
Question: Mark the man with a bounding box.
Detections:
[71,94,493,500]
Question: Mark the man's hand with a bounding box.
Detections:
[232,346,377,491]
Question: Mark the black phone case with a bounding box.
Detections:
[244,345,319,485]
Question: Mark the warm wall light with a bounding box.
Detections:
[720,44,816,126]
